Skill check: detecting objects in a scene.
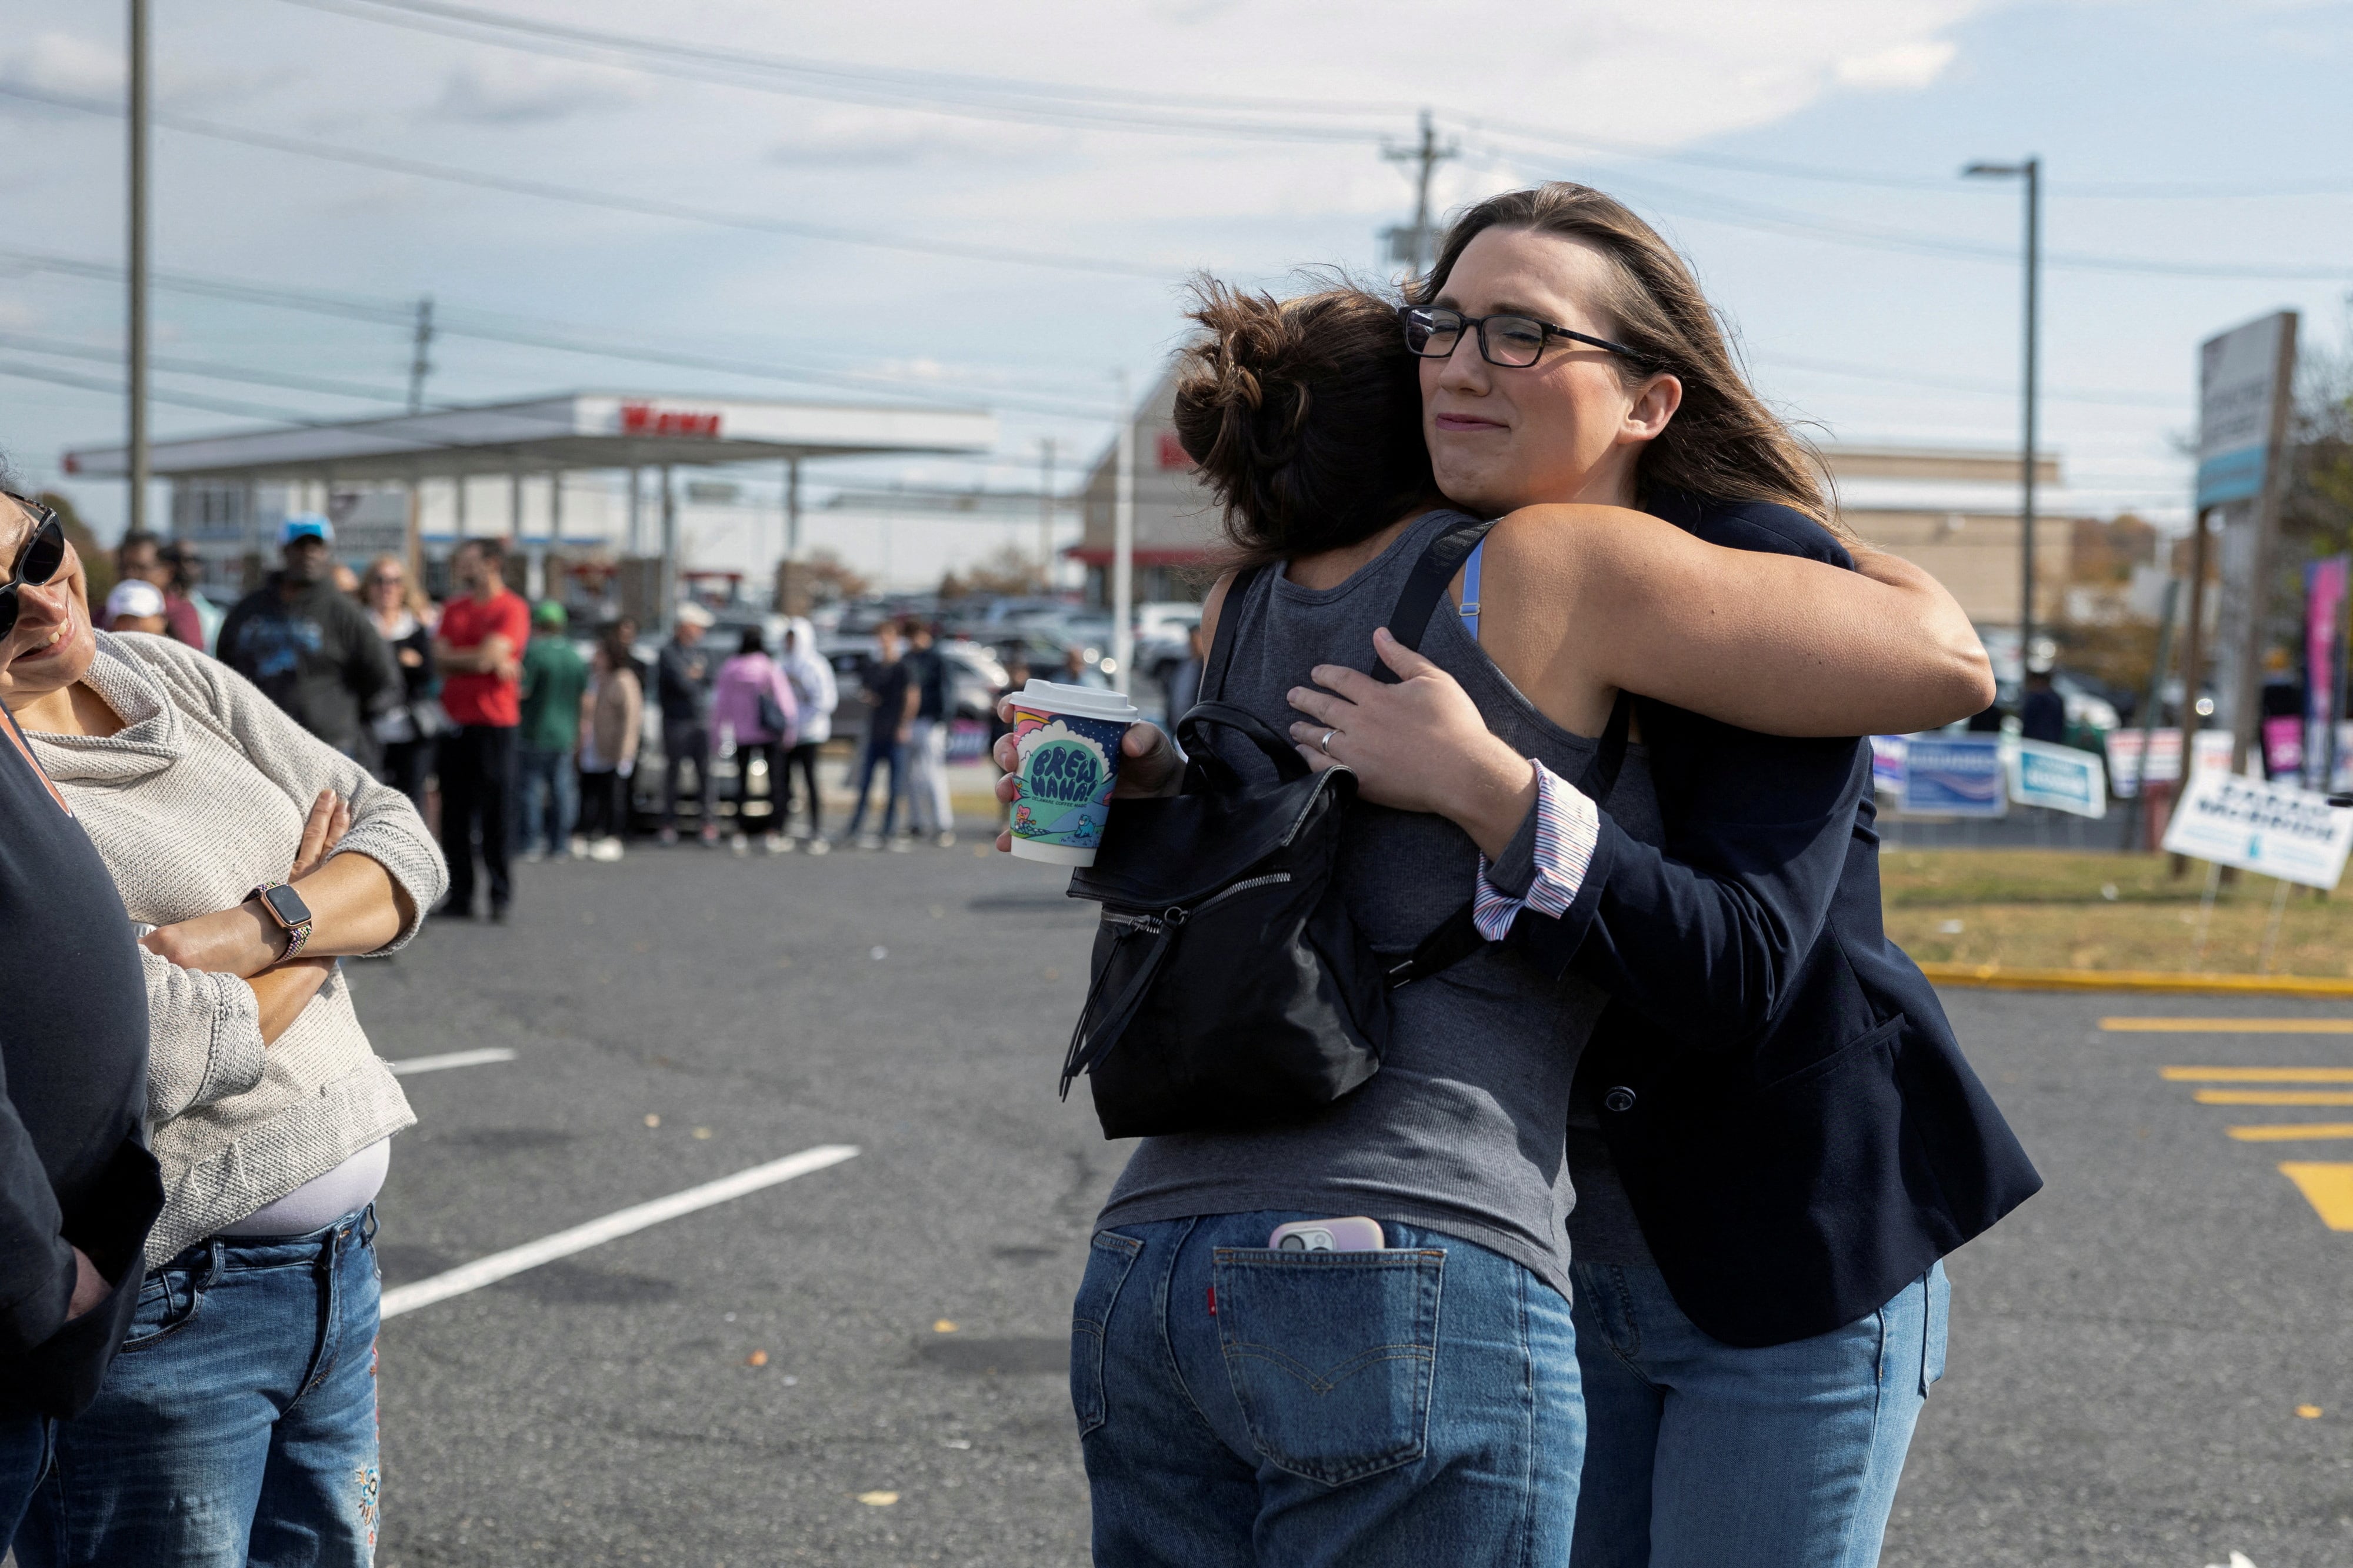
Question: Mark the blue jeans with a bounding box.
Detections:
[844,735,905,838]
[1075,1211,1583,1568]
[0,1414,51,1555]
[1569,1259,1948,1568]
[16,1209,384,1568]
[516,745,577,856]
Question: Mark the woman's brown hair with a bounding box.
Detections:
[1419,182,1841,535]
[1170,276,1432,567]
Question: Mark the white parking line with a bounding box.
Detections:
[388,1047,518,1076]
[379,1144,861,1320]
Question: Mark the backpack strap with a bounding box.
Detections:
[1204,562,1267,704]
[1377,516,1497,682]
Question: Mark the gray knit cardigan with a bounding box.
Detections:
[26,632,448,1266]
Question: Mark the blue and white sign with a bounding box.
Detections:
[1902,736,2007,817]
[2008,739,2107,819]
[1869,735,1908,799]
[2163,770,2353,889]
[2196,312,2294,509]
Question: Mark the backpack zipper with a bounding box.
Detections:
[1102,871,1294,935]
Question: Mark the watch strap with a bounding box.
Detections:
[252,879,314,960]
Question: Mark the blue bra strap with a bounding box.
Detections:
[1459,538,1484,643]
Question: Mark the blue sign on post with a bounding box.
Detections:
[2008,739,2108,819]
[1901,736,2007,817]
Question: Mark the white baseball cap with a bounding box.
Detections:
[104,579,167,622]
[675,602,716,629]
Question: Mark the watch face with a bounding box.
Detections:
[262,883,312,928]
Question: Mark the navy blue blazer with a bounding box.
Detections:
[1507,494,2041,1347]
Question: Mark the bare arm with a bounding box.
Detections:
[249,958,337,1044]
[1485,505,1992,740]
[143,788,416,978]
[435,632,514,677]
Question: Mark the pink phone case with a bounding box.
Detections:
[1268,1216,1385,1252]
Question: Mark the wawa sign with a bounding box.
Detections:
[618,402,723,438]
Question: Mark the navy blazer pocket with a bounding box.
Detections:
[1758,1015,1903,1095]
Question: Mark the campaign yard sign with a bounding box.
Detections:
[1902,736,2006,816]
[2009,740,2107,819]
[2104,728,2237,798]
[2162,770,2353,889]
[1869,736,1908,799]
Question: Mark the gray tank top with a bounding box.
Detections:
[1096,510,1624,1299]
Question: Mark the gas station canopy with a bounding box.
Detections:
[62,391,998,482]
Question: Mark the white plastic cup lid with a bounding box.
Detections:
[1011,678,1139,722]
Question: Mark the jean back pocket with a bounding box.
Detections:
[1071,1230,1144,1439]
[1212,1246,1444,1486]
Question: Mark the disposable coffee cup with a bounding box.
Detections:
[1005,679,1141,866]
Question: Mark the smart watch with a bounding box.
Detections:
[251,879,315,959]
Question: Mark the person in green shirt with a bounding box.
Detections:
[517,601,589,862]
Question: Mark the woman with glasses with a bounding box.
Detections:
[0,499,446,1566]
[1016,189,2029,1568]
[360,554,440,810]
[1280,185,2037,1567]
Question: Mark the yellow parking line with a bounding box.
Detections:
[2161,1066,2353,1082]
[2229,1123,2353,1142]
[2105,1017,2353,1033]
[2194,1089,2353,1106]
[2278,1163,2353,1230]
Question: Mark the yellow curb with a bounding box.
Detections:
[1918,963,2353,998]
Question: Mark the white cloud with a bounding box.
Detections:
[767,109,1069,168]
[0,31,122,98]
[1834,38,1961,90]
[430,57,650,125]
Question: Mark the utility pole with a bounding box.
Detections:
[407,296,434,413]
[1038,436,1056,590]
[1112,374,1134,697]
[1965,156,2041,687]
[127,0,151,533]
[1382,109,1459,279]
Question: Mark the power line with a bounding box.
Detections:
[0,81,1176,282]
[0,245,1118,419]
[0,357,331,424]
[277,0,2353,201]
[0,327,426,405]
[274,0,1400,144]
[1460,147,2353,282]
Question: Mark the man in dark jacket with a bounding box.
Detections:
[0,488,164,1547]
[216,517,399,759]
[656,602,717,845]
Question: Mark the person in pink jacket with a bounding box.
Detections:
[711,626,799,852]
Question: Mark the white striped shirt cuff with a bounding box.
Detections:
[1472,760,1602,941]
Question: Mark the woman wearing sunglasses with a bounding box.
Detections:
[1028,189,2029,1568]
[0,497,446,1566]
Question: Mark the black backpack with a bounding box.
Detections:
[1059,517,1627,1138]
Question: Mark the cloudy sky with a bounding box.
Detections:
[1,0,2348,555]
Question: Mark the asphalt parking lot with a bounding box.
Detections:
[348,838,2351,1567]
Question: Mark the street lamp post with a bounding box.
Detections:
[1965,156,2042,685]
[127,0,151,533]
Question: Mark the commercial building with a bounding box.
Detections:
[66,391,996,617]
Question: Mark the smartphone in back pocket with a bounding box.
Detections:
[1268,1217,1384,1252]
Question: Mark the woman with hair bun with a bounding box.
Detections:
[1006,186,2029,1567]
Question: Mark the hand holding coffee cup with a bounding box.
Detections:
[991,680,1176,862]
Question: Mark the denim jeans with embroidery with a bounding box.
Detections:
[1073,1210,1583,1568]
[16,1207,384,1568]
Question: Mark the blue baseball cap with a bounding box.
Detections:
[279,515,335,547]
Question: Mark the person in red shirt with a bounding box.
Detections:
[433,537,529,921]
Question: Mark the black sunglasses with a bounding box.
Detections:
[0,499,69,642]
[1398,305,1649,369]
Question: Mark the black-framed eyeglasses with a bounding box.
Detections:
[0,498,68,642]
[1398,305,1648,369]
